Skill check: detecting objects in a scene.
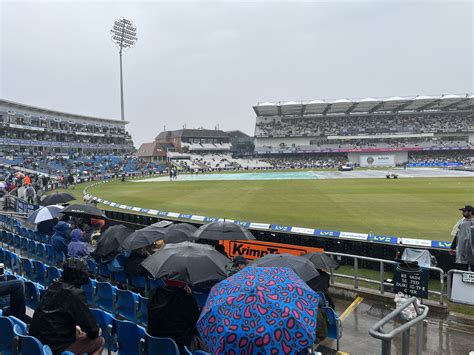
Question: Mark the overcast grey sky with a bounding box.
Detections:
[1,0,472,146]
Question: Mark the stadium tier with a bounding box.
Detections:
[254,94,474,167]
[0,98,134,155]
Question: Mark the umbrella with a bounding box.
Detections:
[193,221,255,241]
[41,192,76,206]
[61,204,107,219]
[249,253,319,282]
[141,242,231,285]
[93,224,134,257]
[197,267,319,354]
[121,222,197,251]
[26,205,64,224]
[302,252,339,270]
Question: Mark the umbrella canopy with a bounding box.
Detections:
[249,253,319,282]
[197,267,319,354]
[94,224,134,257]
[41,192,76,206]
[193,221,255,241]
[121,222,197,251]
[141,242,231,285]
[61,204,107,219]
[26,205,64,224]
[302,252,339,270]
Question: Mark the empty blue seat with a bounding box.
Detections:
[44,245,54,264]
[115,289,139,322]
[39,234,50,244]
[86,258,97,277]
[90,308,116,352]
[0,316,22,355]
[98,263,112,279]
[322,306,342,350]
[114,317,145,355]
[46,266,62,286]
[0,248,4,263]
[128,275,148,292]
[20,258,34,279]
[4,250,11,269]
[36,243,46,261]
[81,278,97,306]
[14,235,21,249]
[140,332,179,355]
[24,281,44,309]
[28,240,36,257]
[137,294,149,327]
[53,251,66,266]
[15,330,53,355]
[20,237,29,255]
[9,253,20,275]
[112,271,128,285]
[183,346,210,355]
[96,282,117,313]
[32,260,46,285]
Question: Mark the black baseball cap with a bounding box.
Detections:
[459,205,473,212]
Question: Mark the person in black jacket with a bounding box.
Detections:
[29,258,104,355]
[124,247,150,277]
[148,278,202,354]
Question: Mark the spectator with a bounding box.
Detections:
[229,255,249,275]
[147,277,202,354]
[68,229,91,258]
[124,248,150,277]
[51,221,69,258]
[37,219,56,237]
[24,184,35,204]
[450,205,474,270]
[29,258,104,355]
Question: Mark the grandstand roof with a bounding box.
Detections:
[253,94,473,117]
[0,98,127,125]
[155,129,229,140]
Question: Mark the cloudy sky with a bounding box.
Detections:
[1,0,472,146]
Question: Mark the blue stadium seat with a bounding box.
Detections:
[46,266,62,286]
[115,289,139,322]
[322,306,342,350]
[137,294,149,327]
[14,235,21,249]
[24,281,44,309]
[0,316,23,355]
[140,332,179,355]
[20,258,34,279]
[114,318,145,355]
[28,240,36,257]
[128,275,148,292]
[4,250,11,269]
[20,237,29,256]
[15,330,53,355]
[32,260,46,285]
[98,263,112,279]
[148,278,164,289]
[90,308,116,352]
[9,252,20,275]
[81,278,97,306]
[44,245,54,264]
[39,234,50,244]
[53,250,66,266]
[183,346,210,355]
[35,243,46,261]
[112,271,128,286]
[0,248,5,263]
[96,282,117,313]
[86,258,97,277]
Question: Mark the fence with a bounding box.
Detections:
[369,297,429,355]
[325,251,446,305]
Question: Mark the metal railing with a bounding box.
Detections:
[324,251,446,305]
[369,297,429,355]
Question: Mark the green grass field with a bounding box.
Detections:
[85,177,473,241]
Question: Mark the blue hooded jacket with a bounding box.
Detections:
[51,221,69,258]
[68,229,91,258]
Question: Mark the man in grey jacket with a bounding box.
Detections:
[449,205,474,270]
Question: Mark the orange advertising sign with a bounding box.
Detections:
[220,240,324,260]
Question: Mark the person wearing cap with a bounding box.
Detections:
[449,205,474,270]
[29,258,104,355]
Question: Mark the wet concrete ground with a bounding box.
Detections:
[319,297,474,355]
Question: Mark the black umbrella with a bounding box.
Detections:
[41,192,76,206]
[302,252,339,270]
[141,242,231,285]
[61,204,107,219]
[94,224,134,257]
[121,222,197,251]
[249,253,319,281]
[193,221,255,241]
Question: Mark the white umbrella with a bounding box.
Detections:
[27,205,64,224]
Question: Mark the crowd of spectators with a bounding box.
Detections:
[255,112,473,138]
[263,156,348,169]
[408,151,473,165]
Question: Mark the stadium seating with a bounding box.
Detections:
[45,266,61,286]
[81,278,97,306]
[0,316,22,355]
[113,317,146,355]
[137,294,149,326]
[90,308,117,352]
[21,258,34,279]
[32,260,46,285]
[115,289,139,322]
[96,281,118,313]
[139,332,180,355]
[15,330,54,355]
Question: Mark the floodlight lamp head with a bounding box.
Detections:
[110,17,138,51]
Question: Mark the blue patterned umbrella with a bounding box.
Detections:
[197,267,319,355]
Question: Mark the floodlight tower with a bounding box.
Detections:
[111,18,137,121]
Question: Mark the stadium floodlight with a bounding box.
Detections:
[110,17,138,121]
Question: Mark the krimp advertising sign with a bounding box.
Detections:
[220,240,324,260]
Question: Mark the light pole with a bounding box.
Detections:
[111,18,137,121]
